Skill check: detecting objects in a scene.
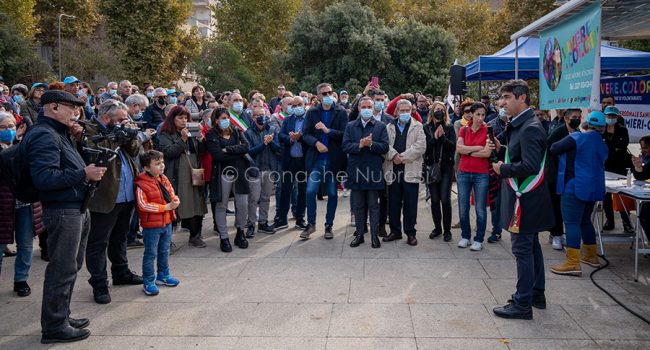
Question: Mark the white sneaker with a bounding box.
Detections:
[552,236,563,250]
[470,241,483,251]
[342,189,350,197]
[458,238,470,248]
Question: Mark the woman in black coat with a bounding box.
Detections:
[424,102,456,242]
[205,108,251,253]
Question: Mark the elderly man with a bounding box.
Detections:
[225,92,252,132]
[63,76,95,120]
[142,88,167,129]
[301,83,349,239]
[84,100,143,304]
[118,80,133,101]
[383,99,426,246]
[21,90,107,343]
[99,81,119,101]
[343,97,389,248]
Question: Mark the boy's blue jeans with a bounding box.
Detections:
[142,224,172,285]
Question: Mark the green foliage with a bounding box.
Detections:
[620,40,650,53]
[34,0,101,46]
[100,0,200,86]
[496,0,557,47]
[212,0,302,94]
[0,0,39,40]
[190,40,256,93]
[306,0,400,24]
[0,13,50,85]
[285,2,455,96]
[59,28,126,85]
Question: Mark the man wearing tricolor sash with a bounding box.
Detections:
[224,92,252,133]
[491,80,554,320]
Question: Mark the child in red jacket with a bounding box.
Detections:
[135,150,181,296]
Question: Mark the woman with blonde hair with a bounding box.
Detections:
[424,101,456,241]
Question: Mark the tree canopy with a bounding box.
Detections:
[191,41,256,93]
[0,13,50,84]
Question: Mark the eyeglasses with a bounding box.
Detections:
[321,91,333,96]
[0,125,16,131]
[463,109,471,113]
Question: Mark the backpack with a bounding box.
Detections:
[0,143,39,203]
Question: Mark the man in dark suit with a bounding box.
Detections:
[342,97,389,248]
[492,80,554,320]
[301,83,349,239]
[275,96,309,230]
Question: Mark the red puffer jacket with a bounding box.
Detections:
[134,172,177,229]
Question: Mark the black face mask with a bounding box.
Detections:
[568,119,581,129]
[433,110,445,121]
[157,97,166,105]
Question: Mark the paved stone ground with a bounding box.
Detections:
[1,189,650,349]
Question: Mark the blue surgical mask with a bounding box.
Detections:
[206,118,212,128]
[287,105,293,115]
[109,89,117,96]
[0,129,16,143]
[168,96,178,104]
[302,97,308,104]
[146,91,154,98]
[232,101,243,113]
[322,96,334,106]
[133,111,143,120]
[605,117,617,126]
[219,118,230,130]
[294,106,305,117]
[13,95,23,104]
[341,98,348,104]
[360,109,373,120]
[373,101,384,111]
[399,113,411,123]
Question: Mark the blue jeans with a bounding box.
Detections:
[560,192,597,249]
[306,158,338,226]
[0,206,34,282]
[457,171,489,242]
[142,224,172,285]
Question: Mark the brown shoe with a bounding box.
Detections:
[382,232,403,242]
[188,236,207,248]
[407,236,418,246]
[451,222,461,229]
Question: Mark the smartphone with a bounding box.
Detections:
[370,76,379,88]
[487,126,495,143]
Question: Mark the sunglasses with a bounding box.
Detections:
[463,109,471,113]
[321,91,333,96]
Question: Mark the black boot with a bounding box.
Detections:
[234,228,249,249]
[220,238,232,253]
[371,232,381,248]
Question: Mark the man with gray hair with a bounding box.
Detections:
[142,87,168,129]
[83,99,144,305]
[99,81,119,101]
[118,80,133,101]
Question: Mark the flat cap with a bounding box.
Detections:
[41,90,85,106]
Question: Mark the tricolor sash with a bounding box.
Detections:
[276,112,287,122]
[228,109,249,132]
[504,148,546,233]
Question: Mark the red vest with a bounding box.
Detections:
[134,172,177,229]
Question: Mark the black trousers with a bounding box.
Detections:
[511,232,545,308]
[428,165,454,233]
[278,158,307,224]
[549,184,564,237]
[388,171,420,237]
[182,215,204,238]
[351,189,380,238]
[86,202,134,288]
[604,193,631,226]
[379,187,388,226]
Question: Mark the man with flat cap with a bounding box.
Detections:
[21,90,107,344]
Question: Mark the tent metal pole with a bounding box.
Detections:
[515,37,519,80]
[479,73,482,97]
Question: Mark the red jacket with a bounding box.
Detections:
[134,172,178,229]
[200,123,213,182]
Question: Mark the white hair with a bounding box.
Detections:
[396,99,412,110]
[0,111,16,124]
[125,94,149,107]
[98,99,128,118]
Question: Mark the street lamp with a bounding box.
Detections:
[58,13,76,80]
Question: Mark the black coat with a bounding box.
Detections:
[603,124,631,175]
[278,114,308,170]
[423,122,456,167]
[342,118,389,190]
[302,104,349,175]
[206,128,250,202]
[497,108,555,234]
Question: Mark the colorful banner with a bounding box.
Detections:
[539,2,601,110]
[600,75,650,142]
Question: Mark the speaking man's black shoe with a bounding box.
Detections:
[350,235,364,247]
[493,302,533,320]
[69,317,90,329]
[41,326,91,344]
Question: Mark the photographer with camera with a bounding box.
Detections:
[83,99,143,305]
[21,90,107,344]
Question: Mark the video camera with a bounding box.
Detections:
[89,124,139,144]
[80,145,119,213]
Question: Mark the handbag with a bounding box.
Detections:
[425,141,444,184]
[185,152,205,187]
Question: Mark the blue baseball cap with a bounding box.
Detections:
[31,82,48,90]
[166,88,177,96]
[587,111,606,127]
[63,76,80,85]
[603,106,620,116]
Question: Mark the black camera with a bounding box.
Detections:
[89,124,139,144]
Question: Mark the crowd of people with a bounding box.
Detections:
[0,73,647,343]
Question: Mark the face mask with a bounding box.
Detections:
[133,111,143,120]
[0,129,16,143]
[146,91,154,98]
[206,118,212,128]
[373,101,384,111]
[302,97,308,104]
[498,108,508,121]
[287,105,293,115]
[360,108,373,120]
[76,89,85,97]
[605,118,617,126]
[232,101,243,113]
[322,96,334,106]
[109,89,117,96]
[399,113,411,123]
[341,99,348,104]
[219,118,230,130]
[568,118,581,129]
[13,95,23,104]
[433,110,445,121]
[256,116,267,125]
[294,106,305,117]
[168,96,177,104]
[157,97,166,105]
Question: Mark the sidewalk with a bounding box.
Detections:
[1,190,649,349]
